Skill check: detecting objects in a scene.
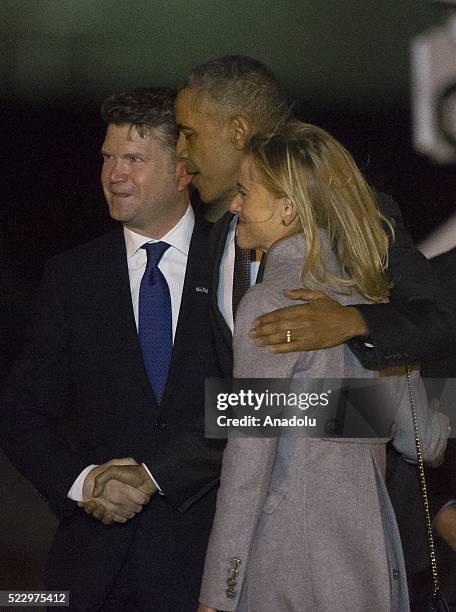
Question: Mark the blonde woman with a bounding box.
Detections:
[197,123,448,612]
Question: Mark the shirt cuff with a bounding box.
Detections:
[67,464,97,501]
[142,463,164,495]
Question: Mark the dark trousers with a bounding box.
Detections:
[47,490,216,612]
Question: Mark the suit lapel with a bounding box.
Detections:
[95,228,159,406]
[160,215,211,406]
[209,212,233,349]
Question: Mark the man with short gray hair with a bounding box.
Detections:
[177,55,287,213]
[187,55,287,133]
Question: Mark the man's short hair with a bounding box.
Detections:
[185,55,288,133]
[101,87,178,150]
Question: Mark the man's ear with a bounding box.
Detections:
[176,158,193,191]
[230,116,251,151]
[281,198,298,226]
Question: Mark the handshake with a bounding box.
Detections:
[79,458,157,525]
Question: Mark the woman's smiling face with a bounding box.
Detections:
[229,155,289,252]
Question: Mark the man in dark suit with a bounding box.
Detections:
[427,438,456,610]
[175,55,455,378]
[174,56,455,612]
[0,87,224,611]
[389,246,456,610]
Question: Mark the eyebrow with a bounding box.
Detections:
[177,123,193,131]
[100,150,145,158]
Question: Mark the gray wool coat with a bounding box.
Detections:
[199,233,448,612]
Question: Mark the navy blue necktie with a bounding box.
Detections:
[138,242,172,403]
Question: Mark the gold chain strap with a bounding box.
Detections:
[405,365,441,597]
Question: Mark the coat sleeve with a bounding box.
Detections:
[140,428,225,513]
[199,436,278,610]
[348,193,456,369]
[0,260,88,517]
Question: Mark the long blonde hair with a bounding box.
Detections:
[247,122,394,302]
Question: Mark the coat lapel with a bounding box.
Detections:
[160,215,212,406]
[208,212,233,364]
[99,217,213,409]
[95,228,159,406]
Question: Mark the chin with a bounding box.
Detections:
[236,235,260,251]
[192,177,211,203]
[107,208,124,223]
[198,180,231,207]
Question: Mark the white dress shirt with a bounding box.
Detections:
[124,205,194,337]
[68,205,195,501]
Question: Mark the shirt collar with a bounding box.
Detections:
[123,204,195,259]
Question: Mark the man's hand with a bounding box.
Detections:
[197,606,217,612]
[80,458,153,525]
[92,463,157,498]
[435,504,456,550]
[249,288,368,353]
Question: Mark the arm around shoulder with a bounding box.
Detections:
[349,193,456,369]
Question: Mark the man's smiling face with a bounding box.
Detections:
[101,123,186,237]
[176,87,243,207]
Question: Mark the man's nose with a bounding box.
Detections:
[229,193,242,215]
[176,133,188,160]
[109,159,128,182]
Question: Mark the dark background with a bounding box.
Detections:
[1,0,455,598]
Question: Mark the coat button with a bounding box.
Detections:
[227,578,237,587]
[325,419,342,435]
[226,588,236,598]
[155,418,167,429]
[392,568,400,580]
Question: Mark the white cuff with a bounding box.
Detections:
[142,463,164,495]
[67,465,97,501]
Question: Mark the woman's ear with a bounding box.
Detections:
[281,197,298,226]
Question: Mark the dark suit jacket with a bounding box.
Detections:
[387,247,456,607]
[421,247,456,380]
[209,193,456,377]
[0,215,225,610]
[423,247,456,522]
